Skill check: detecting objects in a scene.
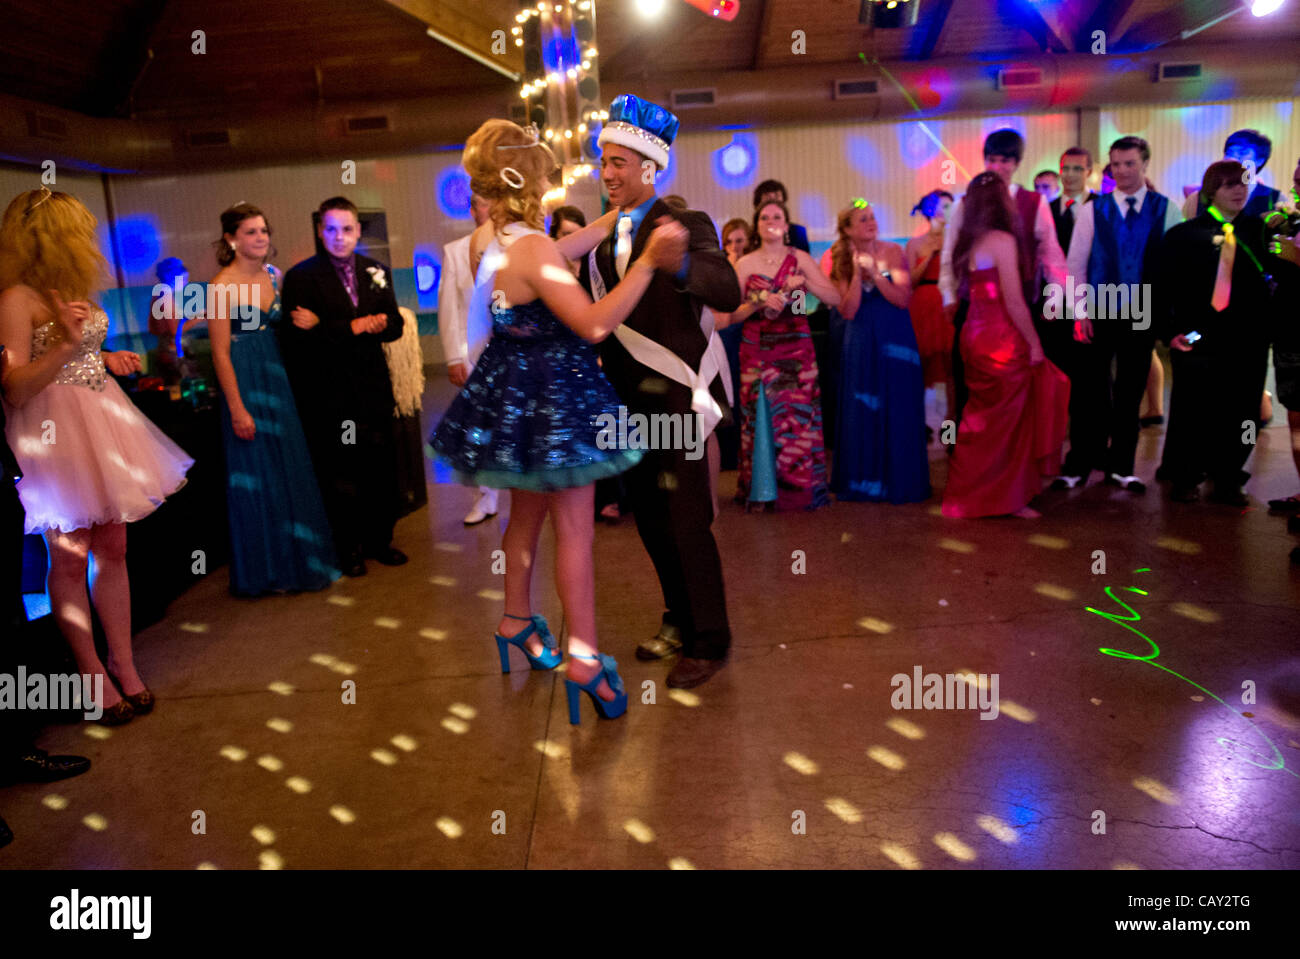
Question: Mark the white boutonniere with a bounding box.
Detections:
[366,265,387,290]
[1212,235,1224,248]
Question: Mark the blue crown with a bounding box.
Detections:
[607,94,679,148]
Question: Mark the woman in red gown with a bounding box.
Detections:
[904,190,955,420]
[941,173,1069,519]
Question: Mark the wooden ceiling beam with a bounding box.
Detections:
[381,0,524,79]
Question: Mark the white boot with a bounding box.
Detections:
[463,487,499,525]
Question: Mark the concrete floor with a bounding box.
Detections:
[3,369,1299,870]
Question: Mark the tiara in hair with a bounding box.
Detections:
[24,186,54,217]
[496,123,542,150]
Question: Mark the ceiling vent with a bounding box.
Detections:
[185,129,231,148]
[25,112,69,140]
[996,67,1044,90]
[833,78,880,99]
[670,88,717,109]
[1155,62,1203,81]
[345,115,391,134]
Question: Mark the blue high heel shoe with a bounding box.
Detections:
[495,614,562,673]
[565,652,628,724]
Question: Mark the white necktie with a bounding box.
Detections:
[615,215,633,279]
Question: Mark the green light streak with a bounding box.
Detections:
[1086,573,1296,779]
[860,54,972,183]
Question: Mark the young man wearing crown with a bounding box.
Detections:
[579,95,743,689]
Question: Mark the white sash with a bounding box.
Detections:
[588,247,727,440]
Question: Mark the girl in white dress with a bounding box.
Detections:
[0,189,193,725]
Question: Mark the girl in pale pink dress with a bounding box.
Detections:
[0,189,192,725]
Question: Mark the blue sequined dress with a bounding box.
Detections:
[428,226,642,490]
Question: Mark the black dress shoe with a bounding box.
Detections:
[666,657,727,689]
[1050,474,1085,491]
[366,547,408,566]
[1,749,92,785]
[1207,486,1249,507]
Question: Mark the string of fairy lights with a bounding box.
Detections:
[513,0,605,203]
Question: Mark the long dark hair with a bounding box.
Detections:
[746,200,791,254]
[951,173,1028,287]
[215,202,274,267]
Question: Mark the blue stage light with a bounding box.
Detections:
[437,167,472,218]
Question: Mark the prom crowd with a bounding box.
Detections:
[2,96,1299,847]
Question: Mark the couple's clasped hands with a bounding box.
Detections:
[290,306,388,335]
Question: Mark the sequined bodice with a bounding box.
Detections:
[492,298,575,342]
[227,266,282,340]
[32,307,108,391]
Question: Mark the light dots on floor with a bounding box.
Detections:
[623,819,655,843]
[429,575,457,587]
[285,777,312,794]
[81,813,108,832]
[42,794,68,811]
[266,718,293,734]
[371,749,398,766]
[856,617,894,634]
[668,857,695,870]
[267,681,295,696]
[259,850,284,870]
[825,798,863,823]
[534,740,568,759]
[374,617,401,629]
[220,745,248,762]
[391,734,418,752]
[328,660,357,675]
[420,628,448,641]
[1026,534,1069,550]
[927,505,943,517]
[1112,861,1143,870]
[309,653,338,668]
[249,824,281,847]
[1132,776,1180,805]
[840,532,852,543]
[256,755,285,772]
[867,746,906,770]
[938,538,975,554]
[998,701,1037,723]
[330,806,356,824]
[1169,602,1220,624]
[880,842,921,870]
[447,703,477,720]
[434,542,464,552]
[179,622,209,633]
[83,725,111,741]
[933,832,976,862]
[477,588,505,601]
[667,689,700,707]
[1033,582,1076,601]
[1090,697,1103,706]
[326,595,356,606]
[436,817,463,838]
[441,716,470,734]
[975,815,1019,844]
[885,717,925,740]
[1190,695,1205,702]
[196,862,218,870]
[782,752,820,775]
[1155,536,1201,555]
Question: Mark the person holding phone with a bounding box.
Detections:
[1157,161,1274,505]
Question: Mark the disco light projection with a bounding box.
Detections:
[1085,569,1297,779]
[862,54,972,183]
[437,167,473,219]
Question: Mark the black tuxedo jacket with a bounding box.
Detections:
[579,200,742,418]
[1156,213,1272,351]
[279,252,403,427]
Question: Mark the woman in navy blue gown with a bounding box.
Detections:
[208,203,340,595]
[827,201,930,503]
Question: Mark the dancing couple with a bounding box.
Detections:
[429,95,742,723]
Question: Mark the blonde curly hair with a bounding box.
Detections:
[0,189,108,319]
[462,119,557,234]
